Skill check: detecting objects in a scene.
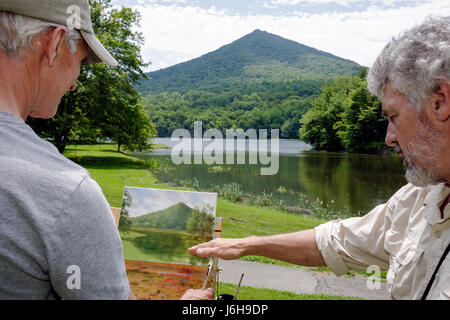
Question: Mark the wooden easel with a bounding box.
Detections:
[202,217,222,290]
[111,207,121,227]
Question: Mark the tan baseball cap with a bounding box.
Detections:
[0,0,118,67]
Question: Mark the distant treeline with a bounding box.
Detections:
[143,78,324,139]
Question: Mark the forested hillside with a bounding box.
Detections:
[132,202,194,230]
[143,79,321,138]
[139,30,362,139]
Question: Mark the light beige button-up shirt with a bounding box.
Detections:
[315,183,450,300]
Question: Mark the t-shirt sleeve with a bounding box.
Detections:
[47,176,130,300]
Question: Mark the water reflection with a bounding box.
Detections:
[129,228,209,265]
[135,140,406,216]
[296,151,406,214]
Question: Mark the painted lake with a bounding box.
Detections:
[133,138,407,216]
[121,227,210,266]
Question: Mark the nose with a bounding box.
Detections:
[69,82,77,92]
[385,121,397,147]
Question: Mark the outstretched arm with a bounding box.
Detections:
[189,229,326,267]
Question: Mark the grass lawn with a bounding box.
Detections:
[217,283,362,300]
[216,199,328,269]
[152,143,170,150]
[63,144,379,298]
[64,144,163,207]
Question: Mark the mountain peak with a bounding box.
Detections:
[241,29,276,40]
[250,29,266,34]
[137,30,361,94]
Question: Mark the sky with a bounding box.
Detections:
[110,0,450,72]
[124,187,218,218]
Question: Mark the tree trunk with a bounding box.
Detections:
[57,143,67,154]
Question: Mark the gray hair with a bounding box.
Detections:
[367,16,450,111]
[0,11,82,57]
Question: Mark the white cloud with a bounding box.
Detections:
[125,187,217,217]
[130,0,449,71]
[271,0,421,5]
[262,2,278,9]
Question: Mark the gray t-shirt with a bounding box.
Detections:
[0,110,130,299]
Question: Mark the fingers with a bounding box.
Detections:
[188,239,216,256]
[188,238,244,260]
[189,239,225,258]
[180,288,215,300]
[191,246,215,258]
[188,244,206,257]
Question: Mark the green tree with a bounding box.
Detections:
[28,0,155,153]
[119,189,132,233]
[300,72,386,153]
[300,77,360,151]
[186,207,215,244]
[334,83,387,153]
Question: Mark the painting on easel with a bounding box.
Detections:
[119,187,217,300]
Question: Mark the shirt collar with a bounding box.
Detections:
[0,110,25,125]
[423,183,450,225]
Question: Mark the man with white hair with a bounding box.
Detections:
[190,16,450,300]
[0,0,213,300]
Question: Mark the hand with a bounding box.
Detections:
[188,237,251,260]
[180,288,215,300]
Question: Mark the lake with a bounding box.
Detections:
[121,227,210,266]
[134,138,407,216]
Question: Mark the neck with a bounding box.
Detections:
[0,54,38,120]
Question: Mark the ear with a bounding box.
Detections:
[431,77,450,122]
[44,26,67,67]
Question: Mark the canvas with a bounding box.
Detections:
[119,187,218,300]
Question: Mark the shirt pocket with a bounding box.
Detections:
[384,229,404,257]
[387,247,424,299]
[385,227,421,266]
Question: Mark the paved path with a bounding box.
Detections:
[217,260,390,300]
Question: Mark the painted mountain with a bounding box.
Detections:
[131,202,196,230]
[136,29,361,95]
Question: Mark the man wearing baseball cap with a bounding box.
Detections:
[0,0,213,300]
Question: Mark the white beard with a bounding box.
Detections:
[402,118,442,187]
[405,161,440,187]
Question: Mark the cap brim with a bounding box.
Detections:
[80,30,118,67]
